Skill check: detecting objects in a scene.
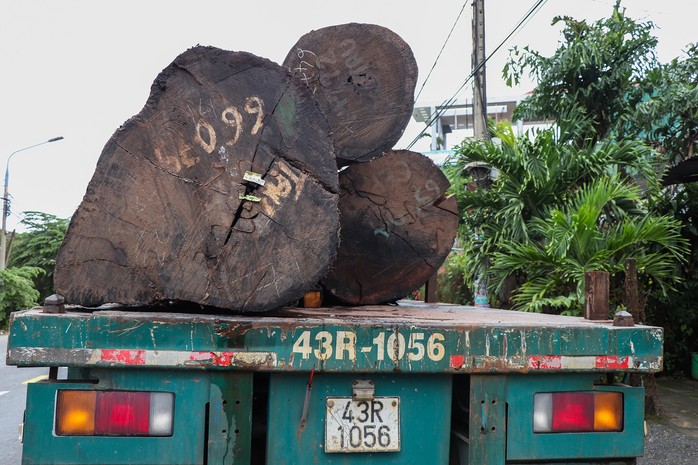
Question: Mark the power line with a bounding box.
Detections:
[414,1,469,102]
[407,0,549,150]
[409,0,548,148]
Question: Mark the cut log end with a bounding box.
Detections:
[55,47,340,313]
[321,150,459,305]
[283,23,418,164]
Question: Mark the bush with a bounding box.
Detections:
[436,251,473,305]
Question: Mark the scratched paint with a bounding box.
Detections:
[7,304,664,375]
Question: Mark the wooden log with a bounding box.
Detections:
[584,271,610,320]
[625,258,640,323]
[321,150,459,305]
[283,23,418,165]
[55,46,340,312]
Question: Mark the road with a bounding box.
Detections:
[0,334,48,465]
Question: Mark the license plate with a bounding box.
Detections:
[325,397,400,453]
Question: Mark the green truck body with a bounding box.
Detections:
[6,301,662,464]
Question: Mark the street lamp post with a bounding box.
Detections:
[1,136,64,270]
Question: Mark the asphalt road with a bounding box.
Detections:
[0,334,48,465]
[640,422,698,465]
[1,332,696,464]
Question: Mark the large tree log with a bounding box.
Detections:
[283,23,418,165]
[55,46,340,312]
[321,150,459,305]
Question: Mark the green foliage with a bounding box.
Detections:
[626,43,698,163]
[625,45,698,375]
[645,183,698,375]
[453,0,698,375]
[435,248,472,305]
[503,1,657,143]
[7,211,69,300]
[444,120,668,311]
[0,266,42,326]
[491,176,687,315]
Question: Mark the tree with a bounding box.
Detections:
[0,266,41,327]
[645,182,698,375]
[444,120,666,309]
[623,44,698,375]
[491,176,687,315]
[8,212,69,300]
[629,43,698,164]
[504,1,657,144]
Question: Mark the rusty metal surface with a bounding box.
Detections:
[6,301,663,374]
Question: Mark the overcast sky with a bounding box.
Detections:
[1,0,695,232]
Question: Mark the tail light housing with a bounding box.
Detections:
[533,391,623,433]
[56,390,174,436]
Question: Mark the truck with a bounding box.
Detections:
[6,296,662,464]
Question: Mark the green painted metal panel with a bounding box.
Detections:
[466,375,507,465]
[206,372,253,465]
[266,373,452,464]
[7,305,664,374]
[21,369,209,465]
[505,374,645,461]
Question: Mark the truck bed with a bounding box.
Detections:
[6,301,663,374]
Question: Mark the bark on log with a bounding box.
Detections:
[55,46,340,312]
[625,258,640,323]
[283,23,418,165]
[321,150,459,305]
[585,271,610,320]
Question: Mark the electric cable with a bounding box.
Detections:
[407,0,549,150]
[414,1,469,102]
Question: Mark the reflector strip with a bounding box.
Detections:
[528,355,631,370]
[93,349,277,368]
[10,346,660,373]
[448,354,645,371]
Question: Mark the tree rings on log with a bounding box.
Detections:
[55,46,340,312]
[283,23,418,165]
[321,150,459,305]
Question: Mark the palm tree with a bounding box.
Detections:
[491,175,687,314]
[444,120,683,312]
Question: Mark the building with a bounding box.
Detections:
[411,95,552,162]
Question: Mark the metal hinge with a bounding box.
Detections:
[352,379,375,401]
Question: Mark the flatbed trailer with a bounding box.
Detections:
[6,301,662,465]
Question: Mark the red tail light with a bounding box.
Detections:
[56,390,174,436]
[533,391,623,433]
[96,391,151,435]
[552,392,594,432]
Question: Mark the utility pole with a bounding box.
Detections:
[472,0,489,141]
[472,0,490,307]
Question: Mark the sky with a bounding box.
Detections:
[1,0,695,232]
